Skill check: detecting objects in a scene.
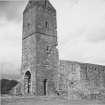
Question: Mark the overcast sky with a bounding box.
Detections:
[0,0,105,75]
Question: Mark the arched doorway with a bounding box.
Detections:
[24,71,31,94]
[43,79,47,95]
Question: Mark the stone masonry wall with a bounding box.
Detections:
[80,63,105,97]
[59,60,81,99]
[59,60,105,99]
[29,0,58,96]
[21,35,36,95]
[35,34,59,96]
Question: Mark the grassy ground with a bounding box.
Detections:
[1,96,105,105]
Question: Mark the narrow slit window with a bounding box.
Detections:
[46,46,49,51]
[45,0,47,8]
[45,21,48,29]
[27,23,30,30]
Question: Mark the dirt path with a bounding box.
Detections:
[1,96,105,105]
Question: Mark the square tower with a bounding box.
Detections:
[21,0,59,96]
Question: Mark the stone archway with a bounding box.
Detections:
[24,71,31,94]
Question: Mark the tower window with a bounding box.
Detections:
[46,46,50,55]
[46,46,49,51]
[27,23,30,30]
[45,0,47,8]
[45,21,49,29]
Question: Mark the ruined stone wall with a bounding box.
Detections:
[59,60,81,98]
[80,63,105,95]
[59,60,105,99]
[10,82,22,96]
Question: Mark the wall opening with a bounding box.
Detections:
[45,21,49,29]
[24,71,31,94]
[43,79,47,95]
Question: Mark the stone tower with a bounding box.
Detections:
[21,0,59,96]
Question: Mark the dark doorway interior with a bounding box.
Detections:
[24,71,31,94]
[44,79,47,95]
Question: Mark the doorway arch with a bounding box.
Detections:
[43,79,47,96]
[24,71,31,94]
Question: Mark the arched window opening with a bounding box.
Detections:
[24,71,31,94]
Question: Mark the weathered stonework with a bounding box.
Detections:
[21,0,59,96]
[10,82,22,96]
[59,60,105,99]
[21,0,105,99]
